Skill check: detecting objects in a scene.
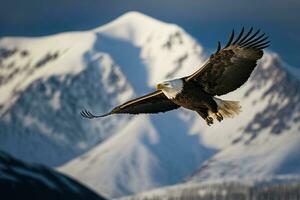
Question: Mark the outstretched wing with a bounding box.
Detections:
[186,27,269,96]
[81,90,180,119]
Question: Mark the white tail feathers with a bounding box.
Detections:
[213,97,241,118]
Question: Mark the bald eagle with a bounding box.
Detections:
[81,27,269,125]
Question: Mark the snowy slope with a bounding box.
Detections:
[59,12,215,198]
[119,52,300,199]
[0,12,205,167]
[60,115,214,198]
[59,14,300,198]
[0,151,106,200]
[1,11,300,199]
[61,51,300,198]
[0,11,211,197]
[188,53,300,182]
[0,21,135,166]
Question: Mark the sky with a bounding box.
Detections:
[0,0,299,67]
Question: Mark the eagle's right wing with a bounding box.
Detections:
[185,27,269,96]
[81,90,180,119]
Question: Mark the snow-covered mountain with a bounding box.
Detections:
[1,11,300,199]
[0,12,205,166]
[187,53,300,182]
[0,29,134,166]
[0,11,210,197]
[0,151,106,200]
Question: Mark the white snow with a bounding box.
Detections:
[1,11,300,199]
[52,13,213,198]
[96,11,168,45]
[60,114,212,197]
[0,31,96,114]
[0,34,134,166]
[95,11,204,90]
[59,14,300,198]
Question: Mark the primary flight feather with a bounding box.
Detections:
[81,27,269,125]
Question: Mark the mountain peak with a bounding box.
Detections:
[115,11,160,23]
[95,11,177,44]
[98,11,164,29]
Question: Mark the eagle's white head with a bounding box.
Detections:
[156,79,184,99]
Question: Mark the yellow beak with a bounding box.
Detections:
[156,83,163,90]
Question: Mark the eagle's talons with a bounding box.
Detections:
[206,116,214,126]
[215,112,223,122]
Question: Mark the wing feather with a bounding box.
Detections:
[232,27,244,45]
[81,91,180,119]
[239,29,260,45]
[238,27,253,44]
[215,41,221,53]
[185,27,269,96]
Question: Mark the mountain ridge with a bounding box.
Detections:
[0,150,107,200]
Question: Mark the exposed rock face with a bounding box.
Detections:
[0,151,106,200]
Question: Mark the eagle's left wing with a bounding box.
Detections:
[81,90,180,119]
[185,27,269,96]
